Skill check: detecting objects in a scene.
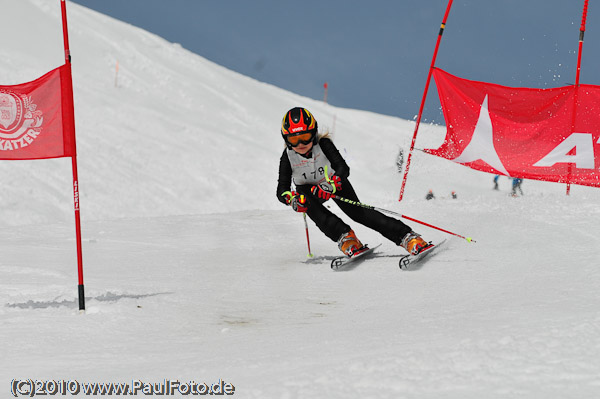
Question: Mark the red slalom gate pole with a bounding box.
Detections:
[399,0,454,202]
[61,0,85,311]
[567,0,589,196]
[576,0,589,85]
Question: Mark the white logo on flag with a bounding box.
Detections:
[452,95,510,176]
[0,91,43,151]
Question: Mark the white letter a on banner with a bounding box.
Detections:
[533,133,595,169]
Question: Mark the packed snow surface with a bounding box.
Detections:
[1,1,600,398]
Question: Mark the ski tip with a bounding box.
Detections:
[399,256,410,269]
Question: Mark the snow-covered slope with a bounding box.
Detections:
[2,1,600,398]
[0,0,419,226]
[1,0,596,226]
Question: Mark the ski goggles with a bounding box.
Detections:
[284,131,315,147]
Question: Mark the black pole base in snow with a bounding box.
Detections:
[78,284,85,311]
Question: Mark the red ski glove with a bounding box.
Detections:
[328,175,342,192]
[311,185,335,201]
[281,191,308,213]
[311,174,342,201]
[290,195,308,213]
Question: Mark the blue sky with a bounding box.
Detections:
[70,0,597,123]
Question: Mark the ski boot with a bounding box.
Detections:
[337,230,366,257]
[400,231,429,255]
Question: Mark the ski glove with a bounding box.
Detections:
[281,191,308,213]
[311,174,342,201]
[290,194,308,213]
[311,185,335,201]
[328,175,342,192]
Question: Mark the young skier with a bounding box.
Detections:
[276,107,429,258]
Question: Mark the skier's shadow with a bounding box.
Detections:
[5,291,173,309]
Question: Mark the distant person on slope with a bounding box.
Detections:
[276,107,428,258]
[511,178,524,197]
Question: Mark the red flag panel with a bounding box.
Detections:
[426,68,600,188]
[0,64,76,160]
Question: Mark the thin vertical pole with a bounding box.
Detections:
[115,60,119,88]
[303,213,313,258]
[399,0,454,202]
[567,0,589,196]
[61,0,85,311]
[575,0,589,88]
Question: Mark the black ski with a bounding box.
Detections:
[330,244,382,271]
[398,239,447,270]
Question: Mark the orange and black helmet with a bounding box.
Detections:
[281,107,318,148]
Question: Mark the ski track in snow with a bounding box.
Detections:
[1,1,600,398]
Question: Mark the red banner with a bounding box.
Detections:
[0,64,76,160]
[426,68,600,188]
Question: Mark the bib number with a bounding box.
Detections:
[301,166,326,181]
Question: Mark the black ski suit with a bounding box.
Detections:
[276,137,412,244]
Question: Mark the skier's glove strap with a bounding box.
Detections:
[323,166,342,193]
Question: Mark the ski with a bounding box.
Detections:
[398,239,447,270]
[310,241,447,270]
[330,244,382,271]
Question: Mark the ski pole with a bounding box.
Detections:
[316,189,475,243]
[303,212,314,258]
[282,190,315,257]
